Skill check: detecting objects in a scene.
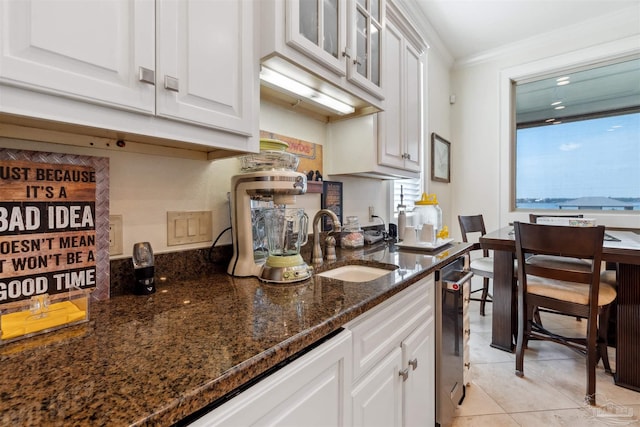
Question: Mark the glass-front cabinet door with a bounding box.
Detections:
[285,0,384,100]
[347,0,383,98]
[286,0,347,76]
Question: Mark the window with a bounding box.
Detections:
[393,178,421,212]
[514,58,640,212]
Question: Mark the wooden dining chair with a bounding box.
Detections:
[513,222,616,405]
[458,215,494,316]
[530,214,616,323]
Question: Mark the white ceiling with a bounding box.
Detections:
[411,0,640,60]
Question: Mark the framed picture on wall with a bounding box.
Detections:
[431,133,451,183]
[321,181,343,231]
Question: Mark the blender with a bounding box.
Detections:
[258,207,312,283]
[227,139,312,283]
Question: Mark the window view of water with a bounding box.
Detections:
[516,112,640,211]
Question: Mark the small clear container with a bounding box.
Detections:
[0,286,91,345]
[341,216,364,248]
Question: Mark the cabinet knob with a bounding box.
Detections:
[399,368,409,381]
[408,358,418,370]
[138,67,155,85]
[164,75,180,92]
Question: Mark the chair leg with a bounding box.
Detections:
[515,294,529,376]
[586,317,598,405]
[533,307,542,326]
[480,277,490,316]
[597,305,613,374]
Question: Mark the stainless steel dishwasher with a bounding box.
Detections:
[435,255,473,427]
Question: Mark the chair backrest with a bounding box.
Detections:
[458,215,486,241]
[529,213,584,223]
[458,215,488,256]
[513,221,605,304]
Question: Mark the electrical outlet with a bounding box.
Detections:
[369,206,375,222]
[109,215,123,255]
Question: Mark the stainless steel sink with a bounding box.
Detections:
[316,265,395,282]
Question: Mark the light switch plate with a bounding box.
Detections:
[109,215,124,255]
[167,211,212,246]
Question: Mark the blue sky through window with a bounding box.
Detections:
[516,113,640,203]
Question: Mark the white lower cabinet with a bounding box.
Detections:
[188,277,435,426]
[351,347,403,426]
[347,275,436,427]
[402,319,435,427]
[189,330,352,426]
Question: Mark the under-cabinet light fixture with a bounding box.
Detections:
[260,66,355,115]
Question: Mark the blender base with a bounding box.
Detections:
[259,254,313,283]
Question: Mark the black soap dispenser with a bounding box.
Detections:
[132,242,155,295]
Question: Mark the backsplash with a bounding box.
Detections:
[109,245,232,297]
[109,225,387,297]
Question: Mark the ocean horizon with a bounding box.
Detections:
[516,202,640,211]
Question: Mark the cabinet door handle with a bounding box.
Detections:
[354,56,363,66]
[399,368,409,382]
[164,75,179,92]
[408,358,418,370]
[138,67,155,85]
[342,47,352,59]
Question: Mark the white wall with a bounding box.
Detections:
[449,6,640,234]
[424,46,454,232]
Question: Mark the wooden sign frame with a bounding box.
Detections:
[0,149,110,302]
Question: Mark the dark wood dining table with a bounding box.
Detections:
[480,226,640,392]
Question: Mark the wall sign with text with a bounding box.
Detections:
[0,149,110,303]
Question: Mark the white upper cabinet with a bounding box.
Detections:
[325,1,425,179]
[285,0,384,99]
[156,0,254,135]
[0,0,258,156]
[346,0,383,99]
[286,0,348,77]
[378,2,424,173]
[261,0,384,115]
[0,0,155,114]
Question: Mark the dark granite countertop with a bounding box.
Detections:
[0,241,471,426]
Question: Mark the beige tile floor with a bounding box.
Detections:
[452,297,640,427]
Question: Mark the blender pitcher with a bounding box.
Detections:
[262,208,308,256]
[258,208,312,283]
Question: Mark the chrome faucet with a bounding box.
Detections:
[312,209,342,265]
